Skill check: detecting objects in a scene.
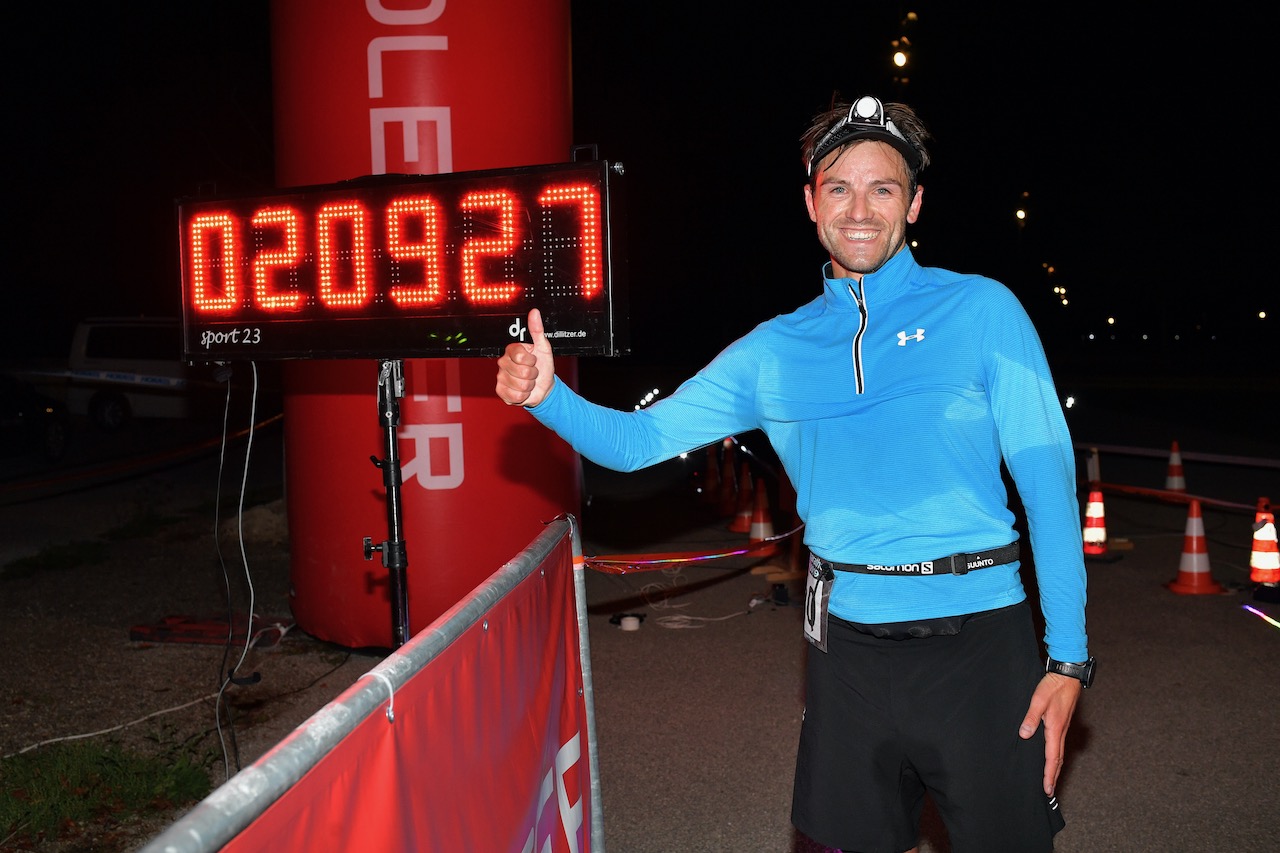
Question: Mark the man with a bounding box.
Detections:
[495,94,1090,853]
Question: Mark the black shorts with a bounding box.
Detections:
[791,600,1066,853]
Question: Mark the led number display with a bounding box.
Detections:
[178,160,627,361]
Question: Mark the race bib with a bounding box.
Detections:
[804,560,833,653]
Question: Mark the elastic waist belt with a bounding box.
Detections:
[812,541,1020,577]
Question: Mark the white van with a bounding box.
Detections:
[66,317,220,430]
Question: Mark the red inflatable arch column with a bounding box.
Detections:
[271,0,580,648]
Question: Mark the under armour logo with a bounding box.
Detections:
[897,328,925,345]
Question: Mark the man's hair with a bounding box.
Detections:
[800,97,932,190]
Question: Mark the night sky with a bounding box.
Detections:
[5,3,1269,370]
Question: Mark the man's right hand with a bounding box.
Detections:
[495,308,556,408]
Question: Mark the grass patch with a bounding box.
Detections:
[0,736,213,848]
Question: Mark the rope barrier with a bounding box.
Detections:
[1087,482,1256,514]
[1074,441,1279,470]
[584,524,802,575]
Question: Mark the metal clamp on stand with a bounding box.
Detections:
[362,358,410,648]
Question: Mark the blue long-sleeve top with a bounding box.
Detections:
[527,248,1087,661]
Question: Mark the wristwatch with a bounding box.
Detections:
[1046,657,1096,688]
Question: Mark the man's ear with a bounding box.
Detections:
[906,184,923,225]
[803,183,818,223]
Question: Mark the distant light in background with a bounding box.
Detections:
[1063,395,1076,409]
[1043,263,1068,307]
[634,387,662,411]
[890,11,918,86]
[1260,311,1268,319]
[1107,317,1116,325]
[1014,190,1032,233]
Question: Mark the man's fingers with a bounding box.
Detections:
[494,308,554,408]
[1044,737,1064,794]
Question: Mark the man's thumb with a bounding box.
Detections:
[527,308,545,343]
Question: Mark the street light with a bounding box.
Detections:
[891,11,918,86]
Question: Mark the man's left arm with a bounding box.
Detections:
[984,288,1089,794]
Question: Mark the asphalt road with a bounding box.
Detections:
[2,371,1278,852]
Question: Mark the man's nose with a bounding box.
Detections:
[843,193,871,221]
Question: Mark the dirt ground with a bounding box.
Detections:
[0,498,380,852]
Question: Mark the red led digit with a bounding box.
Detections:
[538,183,602,297]
[251,207,303,311]
[386,196,445,306]
[459,190,520,304]
[189,212,238,312]
[316,201,372,308]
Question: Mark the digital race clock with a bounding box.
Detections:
[177,159,628,361]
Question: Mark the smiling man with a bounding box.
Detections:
[495,94,1089,853]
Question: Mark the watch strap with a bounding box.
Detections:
[1046,656,1095,688]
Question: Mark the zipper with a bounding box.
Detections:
[847,281,867,394]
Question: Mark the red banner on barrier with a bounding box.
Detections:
[219,530,592,852]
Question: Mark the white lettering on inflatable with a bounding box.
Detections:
[370,106,452,174]
[366,4,451,179]
[399,423,464,489]
[408,354,462,411]
[365,0,446,26]
[367,36,448,97]
[368,3,462,490]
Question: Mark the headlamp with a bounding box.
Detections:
[807,95,921,176]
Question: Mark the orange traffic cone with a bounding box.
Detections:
[718,440,738,517]
[747,481,778,557]
[1082,490,1112,560]
[767,514,810,580]
[1165,441,1186,492]
[700,445,720,504]
[777,467,798,525]
[1085,446,1101,485]
[729,463,755,533]
[1167,499,1223,594]
[1250,509,1280,602]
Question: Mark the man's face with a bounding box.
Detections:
[804,140,923,281]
